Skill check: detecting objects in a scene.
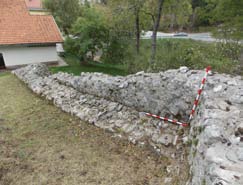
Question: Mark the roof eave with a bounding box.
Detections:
[0,41,63,47]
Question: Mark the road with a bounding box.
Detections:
[142,31,218,42]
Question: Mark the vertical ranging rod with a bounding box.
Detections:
[188,66,211,122]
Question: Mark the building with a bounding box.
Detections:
[25,0,47,15]
[25,0,43,10]
[0,0,63,69]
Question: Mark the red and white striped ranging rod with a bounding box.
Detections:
[188,66,211,122]
[145,66,211,127]
[145,113,188,127]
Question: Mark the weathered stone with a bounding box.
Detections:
[226,149,238,163]
[236,148,243,161]
[229,95,243,104]
[179,66,189,73]
[227,80,238,86]
[217,101,229,111]
[156,134,173,146]
[210,167,242,185]
[182,136,189,144]
[164,177,173,184]
[122,124,137,134]
[203,125,222,145]
[205,145,227,164]
[213,85,223,92]
[237,123,243,135]
[135,71,144,76]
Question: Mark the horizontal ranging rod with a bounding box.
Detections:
[145,113,188,127]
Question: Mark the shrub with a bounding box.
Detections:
[64,7,108,64]
[101,34,131,64]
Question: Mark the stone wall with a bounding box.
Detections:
[188,73,243,185]
[51,69,197,119]
[13,64,243,185]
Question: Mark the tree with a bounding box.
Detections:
[149,0,165,67]
[107,0,148,54]
[176,0,192,30]
[190,0,204,29]
[134,2,141,54]
[43,0,80,34]
[213,0,243,71]
[192,0,218,27]
[213,0,243,40]
[64,7,108,63]
[162,0,192,31]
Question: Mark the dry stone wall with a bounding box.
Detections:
[13,64,243,185]
[51,70,197,119]
[188,73,243,185]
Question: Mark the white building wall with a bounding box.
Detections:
[0,45,58,67]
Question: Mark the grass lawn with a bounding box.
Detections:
[0,73,189,185]
[0,72,9,77]
[50,54,128,76]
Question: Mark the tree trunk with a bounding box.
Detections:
[190,10,197,31]
[150,0,164,68]
[170,13,176,32]
[135,8,140,54]
[238,49,243,75]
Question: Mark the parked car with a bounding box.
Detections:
[173,32,188,37]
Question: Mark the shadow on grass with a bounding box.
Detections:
[50,54,127,76]
[0,72,10,77]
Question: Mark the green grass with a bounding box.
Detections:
[0,72,10,77]
[50,54,128,76]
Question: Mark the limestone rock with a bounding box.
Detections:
[203,125,222,145]
[213,85,223,92]
[156,134,173,146]
[179,66,189,73]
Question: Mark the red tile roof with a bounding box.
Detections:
[0,0,63,46]
[25,0,42,9]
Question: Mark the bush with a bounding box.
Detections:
[101,34,131,64]
[64,7,108,63]
[216,41,242,61]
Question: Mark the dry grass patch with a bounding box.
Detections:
[0,74,189,185]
